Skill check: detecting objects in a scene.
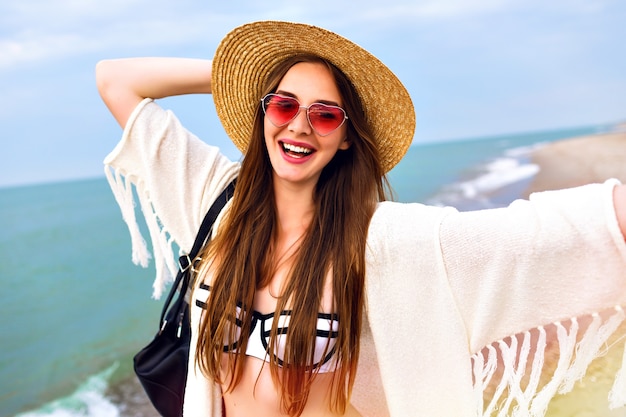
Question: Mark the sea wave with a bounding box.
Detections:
[14,364,120,417]
[427,143,544,210]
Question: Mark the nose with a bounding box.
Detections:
[288,107,312,135]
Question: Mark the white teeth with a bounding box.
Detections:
[282,142,313,155]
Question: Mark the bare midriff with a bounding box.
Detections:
[221,355,362,417]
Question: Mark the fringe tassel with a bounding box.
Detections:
[474,344,499,413]
[105,165,179,299]
[473,306,626,417]
[503,330,531,415]
[105,167,151,267]
[609,307,626,409]
[135,195,175,299]
[496,334,521,417]
[523,326,546,414]
[529,319,578,417]
[559,309,624,393]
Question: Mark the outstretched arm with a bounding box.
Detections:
[95,57,212,128]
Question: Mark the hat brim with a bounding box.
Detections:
[212,21,415,173]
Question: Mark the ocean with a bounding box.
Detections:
[0,124,613,417]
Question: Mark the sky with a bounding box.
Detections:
[1,0,625,188]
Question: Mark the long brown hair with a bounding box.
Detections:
[196,54,390,416]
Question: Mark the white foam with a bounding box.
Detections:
[459,157,539,198]
[504,141,547,158]
[15,363,120,417]
[429,144,542,209]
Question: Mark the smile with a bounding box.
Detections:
[281,141,314,158]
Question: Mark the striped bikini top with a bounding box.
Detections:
[194,282,340,373]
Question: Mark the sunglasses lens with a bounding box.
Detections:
[263,95,299,126]
[308,104,346,136]
[262,94,347,135]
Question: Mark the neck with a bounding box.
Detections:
[272,177,315,237]
[261,177,315,294]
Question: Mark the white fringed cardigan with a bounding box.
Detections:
[105,99,626,416]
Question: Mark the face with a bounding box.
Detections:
[263,61,350,189]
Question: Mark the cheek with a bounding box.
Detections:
[263,121,281,160]
[263,118,278,142]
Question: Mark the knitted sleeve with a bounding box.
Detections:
[441,180,626,414]
[103,98,240,298]
[441,180,626,351]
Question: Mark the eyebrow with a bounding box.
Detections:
[275,90,342,107]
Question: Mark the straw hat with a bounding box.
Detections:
[212,21,415,173]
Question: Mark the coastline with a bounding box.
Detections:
[524,131,626,197]
[105,374,157,417]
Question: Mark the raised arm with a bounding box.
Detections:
[95,57,212,128]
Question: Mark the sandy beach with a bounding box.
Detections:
[525,131,626,197]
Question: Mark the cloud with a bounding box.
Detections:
[354,0,507,21]
[0,1,246,72]
[0,33,84,70]
[2,0,617,73]
[1,2,624,121]
[0,0,524,71]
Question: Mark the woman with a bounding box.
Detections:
[97,21,626,417]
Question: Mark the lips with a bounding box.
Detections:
[280,141,315,159]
